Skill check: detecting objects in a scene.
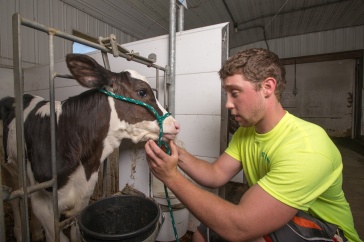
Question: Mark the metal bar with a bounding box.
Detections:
[101,159,108,198]
[19,16,166,71]
[0,168,6,242]
[178,4,184,32]
[58,215,77,231]
[168,0,177,115]
[164,66,169,110]
[217,25,230,231]
[5,178,56,200]
[100,52,111,198]
[54,73,73,79]
[12,13,30,242]
[49,33,61,242]
[156,68,160,100]
[101,52,111,70]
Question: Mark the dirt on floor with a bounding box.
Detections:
[4,201,18,242]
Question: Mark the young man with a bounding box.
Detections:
[145,48,361,242]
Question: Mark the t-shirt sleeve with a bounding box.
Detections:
[225,128,243,161]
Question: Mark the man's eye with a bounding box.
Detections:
[138,90,147,97]
[232,91,239,97]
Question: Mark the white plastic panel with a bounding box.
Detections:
[176,114,221,158]
[175,72,221,115]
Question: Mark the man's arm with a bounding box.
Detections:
[176,144,242,188]
[145,140,298,241]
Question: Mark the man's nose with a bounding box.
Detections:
[225,97,234,109]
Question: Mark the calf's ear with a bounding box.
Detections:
[66,54,113,88]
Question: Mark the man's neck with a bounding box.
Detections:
[255,103,286,134]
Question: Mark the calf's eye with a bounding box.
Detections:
[138,90,147,97]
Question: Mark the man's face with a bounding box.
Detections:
[223,74,265,128]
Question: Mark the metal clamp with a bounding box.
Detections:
[98,34,157,64]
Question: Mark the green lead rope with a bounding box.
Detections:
[161,148,180,242]
[98,88,180,242]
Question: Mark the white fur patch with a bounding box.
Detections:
[57,166,99,217]
[125,69,148,83]
[36,100,62,123]
[101,96,161,160]
[6,96,44,161]
[125,70,169,116]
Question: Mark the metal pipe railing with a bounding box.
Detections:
[168,0,177,115]
[12,13,31,242]
[0,166,6,242]
[49,32,61,242]
[20,16,166,71]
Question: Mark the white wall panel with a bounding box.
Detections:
[175,25,224,75]
[176,115,221,158]
[23,57,87,101]
[175,73,221,115]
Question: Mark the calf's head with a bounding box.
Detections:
[66,54,180,142]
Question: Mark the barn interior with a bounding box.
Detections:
[0,0,363,241]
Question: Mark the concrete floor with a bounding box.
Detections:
[334,138,364,240]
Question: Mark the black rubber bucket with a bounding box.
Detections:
[78,195,160,242]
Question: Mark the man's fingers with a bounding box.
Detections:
[144,140,154,157]
[169,140,178,159]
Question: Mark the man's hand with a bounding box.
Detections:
[145,140,180,185]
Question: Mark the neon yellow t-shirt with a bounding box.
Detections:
[225,112,361,242]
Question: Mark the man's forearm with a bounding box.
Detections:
[177,147,220,188]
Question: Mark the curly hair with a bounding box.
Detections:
[219,48,286,101]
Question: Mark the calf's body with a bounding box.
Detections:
[1,54,180,241]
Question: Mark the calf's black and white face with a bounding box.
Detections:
[66,54,180,144]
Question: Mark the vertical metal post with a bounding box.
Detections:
[168,0,177,115]
[164,66,169,110]
[0,168,6,242]
[216,26,230,242]
[156,68,160,100]
[101,52,111,198]
[12,13,30,242]
[101,53,111,70]
[102,156,109,197]
[178,4,184,32]
[49,32,61,242]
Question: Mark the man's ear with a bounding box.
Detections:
[262,77,277,98]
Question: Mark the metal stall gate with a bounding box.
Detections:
[0,13,170,242]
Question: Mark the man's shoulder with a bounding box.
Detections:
[283,112,326,134]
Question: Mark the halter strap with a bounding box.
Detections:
[98,88,171,153]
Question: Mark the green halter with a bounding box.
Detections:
[98,88,171,153]
[98,88,180,242]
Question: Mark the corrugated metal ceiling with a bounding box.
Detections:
[61,0,364,48]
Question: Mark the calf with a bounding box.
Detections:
[1,54,180,241]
